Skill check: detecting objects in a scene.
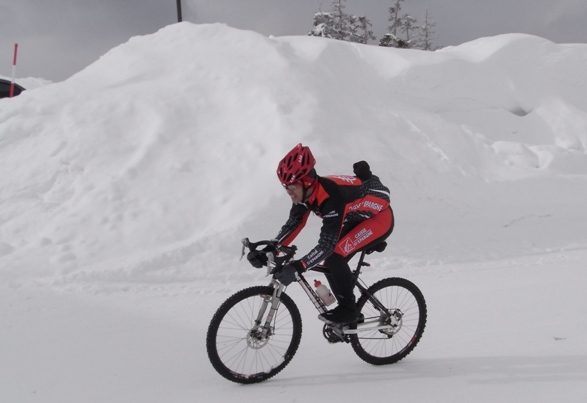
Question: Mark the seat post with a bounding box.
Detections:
[352,249,368,279]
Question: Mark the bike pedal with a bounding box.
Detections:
[327,337,345,344]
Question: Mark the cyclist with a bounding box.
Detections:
[248,143,394,324]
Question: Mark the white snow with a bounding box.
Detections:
[1,22,586,402]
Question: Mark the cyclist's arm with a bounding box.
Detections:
[275,203,310,246]
[299,197,344,269]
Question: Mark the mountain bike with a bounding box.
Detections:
[206,238,427,384]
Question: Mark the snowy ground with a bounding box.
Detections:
[3,250,586,403]
[1,22,587,402]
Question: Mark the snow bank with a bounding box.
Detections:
[1,23,586,287]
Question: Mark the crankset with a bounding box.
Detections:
[322,324,350,344]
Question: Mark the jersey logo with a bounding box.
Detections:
[328,175,358,184]
[339,237,355,254]
[323,210,338,219]
[338,228,375,256]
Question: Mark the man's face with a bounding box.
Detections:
[285,182,304,203]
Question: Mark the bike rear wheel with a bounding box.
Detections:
[206,286,303,383]
[350,277,427,365]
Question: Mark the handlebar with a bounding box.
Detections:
[241,238,297,276]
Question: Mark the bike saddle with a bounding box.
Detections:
[366,241,387,254]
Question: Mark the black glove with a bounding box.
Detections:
[247,250,266,268]
[274,260,305,286]
[246,243,277,268]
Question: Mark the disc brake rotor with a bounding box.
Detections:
[379,309,403,336]
[247,328,272,349]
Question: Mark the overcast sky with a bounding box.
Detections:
[2,0,587,82]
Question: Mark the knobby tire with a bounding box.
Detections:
[206,286,303,384]
[350,277,427,365]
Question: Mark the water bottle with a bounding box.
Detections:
[314,280,336,306]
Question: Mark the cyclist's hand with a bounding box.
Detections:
[274,260,304,286]
[246,242,277,268]
[247,250,267,268]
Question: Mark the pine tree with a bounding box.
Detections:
[418,9,437,50]
[331,0,351,41]
[349,15,376,44]
[387,0,404,37]
[380,0,412,48]
[399,14,419,48]
[309,0,375,44]
[308,11,336,38]
[308,0,439,49]
[380,1,422,49]
[379,33,410,49]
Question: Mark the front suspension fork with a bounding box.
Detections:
[252,281,286,338]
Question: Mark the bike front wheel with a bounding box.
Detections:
[350,277,427,365]
[206,286,303,383]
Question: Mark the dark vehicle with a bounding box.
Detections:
[0,79,25,99]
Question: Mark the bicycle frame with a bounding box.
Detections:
[265,246,397,338]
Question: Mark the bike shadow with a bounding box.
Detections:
[277,355,587,386]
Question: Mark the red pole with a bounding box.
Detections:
[10,43,18,98]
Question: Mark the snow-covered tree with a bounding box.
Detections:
[349,15,376,44]
[308,11,336,38]
[399,14,419,48]
[330,0,351,41]
[387,0,405,37]
[417,9,437,50]
[309,0,375,44]
[380,1,420,49]
[379,33,410,49]
[308,0,438,49]
[308,0,351,40]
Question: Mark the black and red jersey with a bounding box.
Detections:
[275,174,391,268]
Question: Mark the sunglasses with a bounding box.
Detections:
[283,182,302,191]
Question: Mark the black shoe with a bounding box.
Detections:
[319,305,358,324]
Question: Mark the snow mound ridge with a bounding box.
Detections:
[1,22,586,285]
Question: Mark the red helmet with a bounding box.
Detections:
[277,143,316,186]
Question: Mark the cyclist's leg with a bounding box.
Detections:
[324,253,355,302]
[335,207,394,259]
[321,207,394,323]
[322,253,359,323]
